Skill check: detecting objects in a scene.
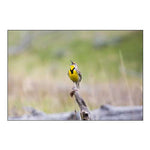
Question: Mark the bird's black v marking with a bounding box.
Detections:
[70,67,75,74]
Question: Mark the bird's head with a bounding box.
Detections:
[70,60,77,70]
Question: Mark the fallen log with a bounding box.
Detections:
[8,104,143,121]
[92,104,143,121]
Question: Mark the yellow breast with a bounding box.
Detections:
[68,69,79,82]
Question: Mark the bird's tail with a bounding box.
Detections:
[76,82,80,89]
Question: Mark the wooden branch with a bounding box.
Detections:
[92,104,143,120]
[8,105,143,121]
[70,87,92,120]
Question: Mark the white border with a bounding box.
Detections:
[0,1,149,150]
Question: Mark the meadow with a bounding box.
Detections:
[8,30,143,117]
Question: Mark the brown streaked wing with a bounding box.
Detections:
[76,69,82,82]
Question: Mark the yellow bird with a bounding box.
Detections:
[68,61,82,88]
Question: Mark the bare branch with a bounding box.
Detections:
[70,87,93,120]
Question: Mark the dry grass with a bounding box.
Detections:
[8,73,142,117]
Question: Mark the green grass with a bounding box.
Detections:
[8,31,143,79]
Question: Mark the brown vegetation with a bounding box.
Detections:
[8,73,142,117]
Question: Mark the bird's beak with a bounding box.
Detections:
[70,60,74,65]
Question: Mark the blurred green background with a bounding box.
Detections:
[8,30,143,117]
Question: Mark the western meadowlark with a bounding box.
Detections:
[68,61,82,88]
